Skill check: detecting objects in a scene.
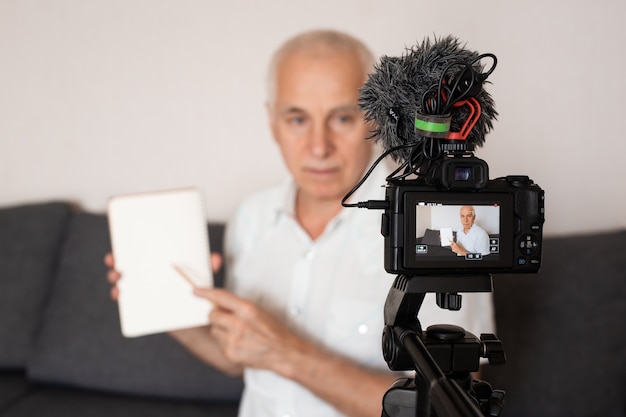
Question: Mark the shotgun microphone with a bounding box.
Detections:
[358,35,498,170]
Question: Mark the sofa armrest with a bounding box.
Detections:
[0,203,72,368]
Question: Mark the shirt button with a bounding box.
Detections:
[304,249,314,260]
[358,324,369,334]
[290,307,301,317]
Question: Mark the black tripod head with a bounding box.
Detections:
[381,274,506,417]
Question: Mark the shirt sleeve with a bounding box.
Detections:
[477,228,491,255]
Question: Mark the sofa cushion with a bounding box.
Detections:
[482,229,626,417]
[0,202,72,368]
[27,212,243,402]
[1,385,239,417]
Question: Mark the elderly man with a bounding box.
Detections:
[107,30,495,417]
[450,205,491,256]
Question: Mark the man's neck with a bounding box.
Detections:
[295,193,343,240]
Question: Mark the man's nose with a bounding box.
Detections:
[308,124,333,157]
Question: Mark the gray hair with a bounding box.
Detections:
[266,29,375,104]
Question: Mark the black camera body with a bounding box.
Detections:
[381,155,545,276]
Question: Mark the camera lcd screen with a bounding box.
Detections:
[403,192,514,271]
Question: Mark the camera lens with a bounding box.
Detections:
[454,166,473,181]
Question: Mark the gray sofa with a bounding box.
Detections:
[0,201,624,417]
[0,202,243,417]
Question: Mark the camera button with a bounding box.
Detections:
[519,234,539,255]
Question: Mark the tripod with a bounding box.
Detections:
[381,274,506,417]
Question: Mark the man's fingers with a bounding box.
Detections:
[209,304,239,331]
[210,253,222,274]
[110,286,119,302]
[104,252,121,301]
[107,269,121,284]
[194,287,237,307]
[194,288,258,321]
[104,253,115,268]
[104,252,121,284]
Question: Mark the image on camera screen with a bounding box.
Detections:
[414,202,501,262]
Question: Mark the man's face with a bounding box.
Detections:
[267,48,372,204]
[460,206,476,231]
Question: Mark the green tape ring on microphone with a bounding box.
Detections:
[415,114,451,138]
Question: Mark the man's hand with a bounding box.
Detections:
[103,252,243,376]
[104,251,303,376]
[193,287,395,417]
[193,287,305,378]
[450,241,468,256]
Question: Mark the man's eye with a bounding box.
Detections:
[329,113,357,132]
[335,114,354,124]
[288,116,307,125]
[283,114,309,136]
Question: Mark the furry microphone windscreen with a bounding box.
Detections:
[359,35,498,164]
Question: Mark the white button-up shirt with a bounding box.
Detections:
[456,224,491,255]
[224,161,495,417]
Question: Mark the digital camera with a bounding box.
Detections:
[381,154,545,276]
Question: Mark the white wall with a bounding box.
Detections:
[431,206,500,236]
[1,0,624,236]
